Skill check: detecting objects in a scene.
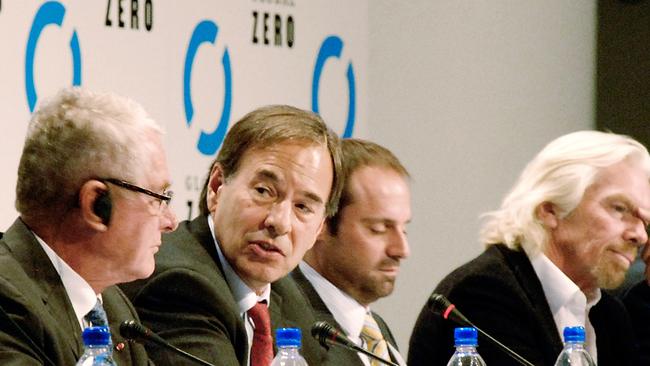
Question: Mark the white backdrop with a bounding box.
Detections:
[1,0,599,356]
[0,0,367,227]
[368,1,595,352]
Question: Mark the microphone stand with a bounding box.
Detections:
[120,320,215,366]
[429,294,534,366]
[312,321,399,366]
[454,316,534,366]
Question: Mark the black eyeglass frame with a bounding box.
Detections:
[100,178,173,204]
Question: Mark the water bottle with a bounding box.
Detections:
[270,327,309,366]
[75,326,117,366]
[446,327,487,366]
[553,326,595,366]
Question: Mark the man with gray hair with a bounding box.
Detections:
[0,87,178,365]
[409,131,649,366]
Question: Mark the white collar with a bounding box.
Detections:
[33,232,99,330]
[526,247,601,330]
[207,214,271,314]
[299,261,368,342]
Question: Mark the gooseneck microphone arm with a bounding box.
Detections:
[428,294,535,366]
[311,321,399,366]
[119,320,215,366]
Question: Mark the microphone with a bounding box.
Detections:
[428,294,534,366]
[119,320,215,366]
[311,321,398,366]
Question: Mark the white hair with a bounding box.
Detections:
[480,130,650,254]
[16,87,163,223]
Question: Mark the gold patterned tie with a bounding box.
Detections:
[360,312,390,366]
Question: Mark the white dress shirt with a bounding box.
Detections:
[34,232,99,330]
[526,248,601,361]
[299,261,406,366]
[208,214,271,366]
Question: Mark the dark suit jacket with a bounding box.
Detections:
[622,280,650,364]
[0,218,150,366]
[121,216,326,366]
[291,267,400,365]
[408,244,639,366]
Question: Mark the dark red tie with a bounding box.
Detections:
[248,301,273,366]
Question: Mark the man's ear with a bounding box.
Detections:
[207,163,226,212]
[315,220,333,245]
[79,180,111,232]
[536,201,559,229]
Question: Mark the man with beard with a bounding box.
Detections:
[409,131,649,366]
[292,138,411,366]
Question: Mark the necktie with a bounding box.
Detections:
[84,299,112,344]
[85,299,109,327]
[248,301,273,366]
[360,312,390,366]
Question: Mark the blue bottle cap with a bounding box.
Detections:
[82,326,112,346]
[276,327,302,347]
[563,326,586,343]
[454,327,478,346]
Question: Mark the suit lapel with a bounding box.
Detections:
[2,218,83,359]
[185,216,249,351]
[291,269,335,319]
[372,312,397,349]
[291,268,365,366]
[496,245,563,363]
[188,216,224,271]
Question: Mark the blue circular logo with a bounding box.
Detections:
[312,35,356,138]
[183,20,232,156]
[25,1,81,112]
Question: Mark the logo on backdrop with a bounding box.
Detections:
[312,35,356,138]
[25,1,81,112]
[183,20,232,156]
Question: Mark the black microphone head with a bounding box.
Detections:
[427,293,472,326]
[119,320,150,342]
[427,293,452,314]
[311,321,361,351]
[311,321,334,346]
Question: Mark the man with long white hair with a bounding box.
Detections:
[409,131,649,366]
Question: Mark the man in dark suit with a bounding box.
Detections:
[122,105,344,366]
[409,131,649,366]
[622,230,650,364]
[294,139,410,366]
[0,87,178,365]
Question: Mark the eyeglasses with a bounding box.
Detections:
[101,178,173,210]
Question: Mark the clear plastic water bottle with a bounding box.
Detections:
[75,326,117,366]
[270,327,309,366]
[553,326,595,366]
[446,327,487,366]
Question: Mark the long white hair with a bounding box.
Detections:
[480,130,650,254]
